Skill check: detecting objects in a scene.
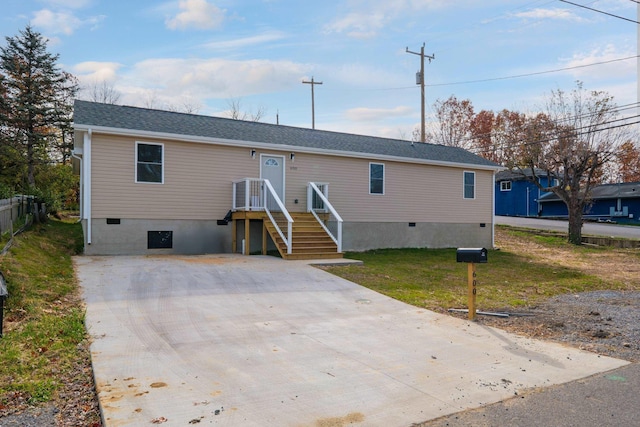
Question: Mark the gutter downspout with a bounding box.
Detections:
[84,130,92,245]
[492,171,496,249]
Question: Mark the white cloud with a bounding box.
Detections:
[166,0,226,31]
[561,44,635,80]
[116,57,309,104]
[324,12,386,39]
[73,61,122,85]
[33,9,82,35]
[513,8,584,22]
[346,106,413,122]
[320,119,417,140]
[324,0,449,38]
[32,8,105,35]
[202,31,287,50]
[314,62,407,91]
[602,81,637,108]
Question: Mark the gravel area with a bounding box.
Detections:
[537,290,640,361]
[456,290,640,363]
[0,404,57,426]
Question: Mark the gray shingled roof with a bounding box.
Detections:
[539,182,640,202]
[495,168,549,181]
[73,100,499,168]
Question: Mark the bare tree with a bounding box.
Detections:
[86,80,121,104]
[410,126,424,143]
[177,98,202,114]
[513,82,626,244]
[429,95,474,148]
[142,90,161,109]
[166,97,202,114]
[225,97,266,122]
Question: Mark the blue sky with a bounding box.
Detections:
[2,0,637,139]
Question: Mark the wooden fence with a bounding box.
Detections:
[0,196,33,236]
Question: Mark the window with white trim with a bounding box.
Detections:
[463,171,475,199]
[500,181,512,191]
[136,142,164,183]
[369,163,384,195]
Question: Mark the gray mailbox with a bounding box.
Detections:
[456,248,487,264]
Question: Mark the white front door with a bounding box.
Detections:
[260,154,285,204]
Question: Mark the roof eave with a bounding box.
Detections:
[74,124,503,171]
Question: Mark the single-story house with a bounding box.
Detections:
[538,182,640,224]
[72,100,502,258]
[495,169,556,217]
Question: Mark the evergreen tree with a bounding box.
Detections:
[0,25,78,188]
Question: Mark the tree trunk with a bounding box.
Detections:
[27,139,36,187]
[567,198,583,245]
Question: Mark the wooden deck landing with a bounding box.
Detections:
[231,211,342,260]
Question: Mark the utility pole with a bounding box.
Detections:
[406,43,434,143]
[302,76,323,129]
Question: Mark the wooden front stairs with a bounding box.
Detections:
[265,212,343,260]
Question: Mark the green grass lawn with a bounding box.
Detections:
[324,230,630,312]
[0,219,87,408]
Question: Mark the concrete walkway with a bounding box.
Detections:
[75,255,627,427]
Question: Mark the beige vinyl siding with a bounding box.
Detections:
[284,152,493,223]
[91,134,258,219]
[91,133,493,224]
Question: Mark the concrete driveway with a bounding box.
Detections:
[76,255,627,427]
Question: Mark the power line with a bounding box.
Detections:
[538,103,640,126]
[365,55,637,92]
[467,117,640,156]
[450,103,640,152]
[425,56,637,87]
[559,0,640,24]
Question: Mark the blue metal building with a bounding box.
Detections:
[538,182,640,224]
[495,169,555,217]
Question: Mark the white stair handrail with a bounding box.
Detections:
[307,182,343,253]
[263,179,294,254]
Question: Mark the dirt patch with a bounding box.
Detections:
[147,255,246,265]
[316,412,365,427]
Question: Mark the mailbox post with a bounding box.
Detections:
[456,248,487,321]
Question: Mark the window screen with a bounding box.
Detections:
[370,163,384,195]
[464,171,475,199]
[136,143,163,183]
